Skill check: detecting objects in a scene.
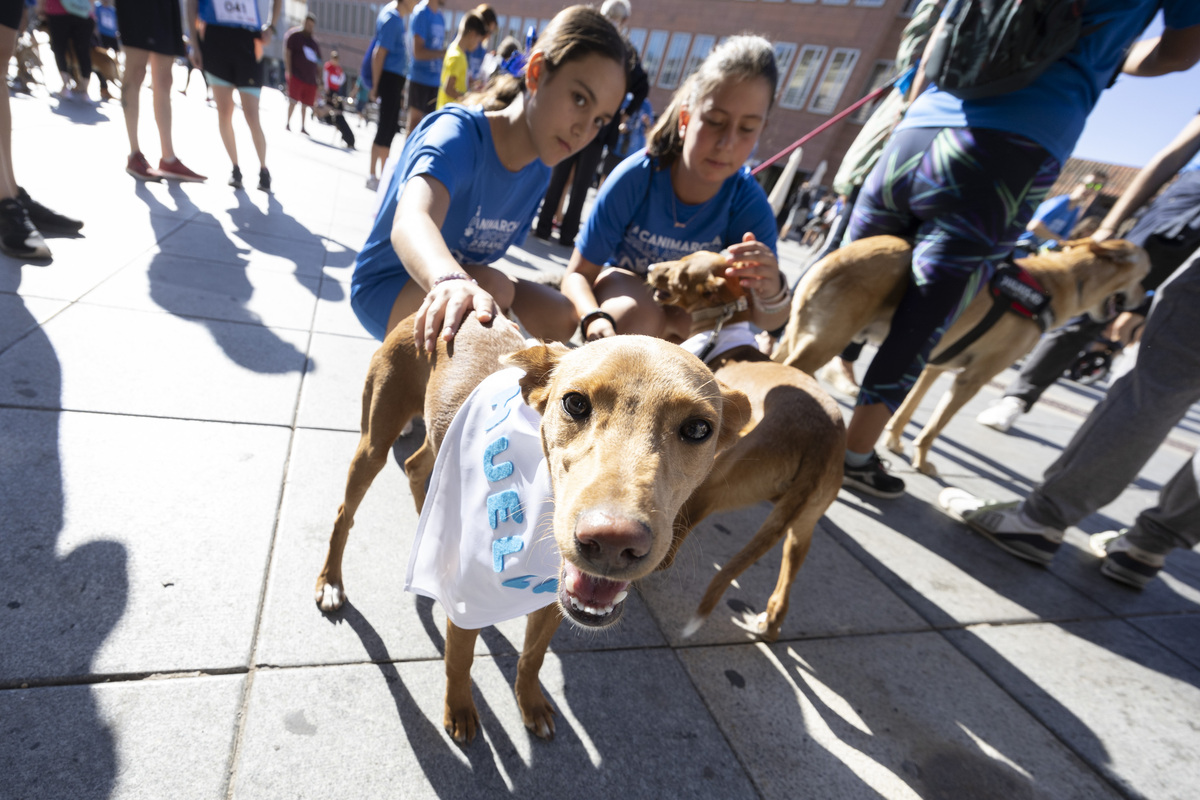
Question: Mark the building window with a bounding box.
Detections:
[628,27,647,56]
[779,44,826,109]
[791,0,816,4]
[658,33,692,89]
[850,60,896,122]
[681,34,714,81]
[523,17,539,39]
[809,48,860,114]
[855,0,886,6]
[773,42,797,82]
[821,0,850,5]
[641,30,670,84]
[503,16,523,43]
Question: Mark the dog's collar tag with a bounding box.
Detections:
[406,368,560,628]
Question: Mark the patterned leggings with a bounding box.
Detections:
[846,126,1059,411]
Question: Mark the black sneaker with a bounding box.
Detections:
[229,165,244,189]
[17,187,83,235]
[257,167,271,192]
[0,197,51,259]
[843,452,905,499]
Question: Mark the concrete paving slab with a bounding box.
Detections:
[1126,613,1200,670]
[232,653,756,800]
[295,331,378,431]
[0,675,244,800]
[679,633,1124,800]
[154,216,328,280]
[256,428,668,669]
[0,409,290,682]
[79,250,321,331]
[639,511,929,646]
[821,489,1111,629]
[0,292,68,352]
[312,276,371,338]
[0,303,308,424]
[947,620,1200,800]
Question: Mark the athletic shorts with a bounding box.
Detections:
[287,74,317,106]
[407,80,438,116]
[350,270,410,341]
[114,0,185,57]
[200,24,263,89]
[374,69,406,149]
[0,0,24,30]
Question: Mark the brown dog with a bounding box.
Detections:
[315,313,749,742]
[647,251,845,642]
[773,235,1150,476]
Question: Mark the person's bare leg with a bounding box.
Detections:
[121,46,150,156]
[845,403,892,455]
[0,24,18,198]
[149,52,175,161]
[239,90,267,169]
[212,85,239,166]
[300,104,308,133]
[370,144,387,178]
[406,105,424,137]
[286,97,296,129]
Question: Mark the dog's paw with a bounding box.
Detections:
[399,418,415,437]
[885,433,905,456]
[315,579,345,612]
[519,693,557,740]
[915,456,939,478]
[444,700,480,744]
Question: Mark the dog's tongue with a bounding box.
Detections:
[563,561,629,607]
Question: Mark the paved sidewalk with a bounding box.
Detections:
[2,65,1199,800]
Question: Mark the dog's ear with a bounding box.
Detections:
[715,380,752,452]
[503,342,570,413]
[1082,238,1143,264]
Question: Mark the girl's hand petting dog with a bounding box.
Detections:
[415,276,504,353]
[724,232,783,297]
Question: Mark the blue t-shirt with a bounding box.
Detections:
[196,0,262,31]
[577,151,778,276]
[901,0,1200,164]
[353,105,551,295]
[375,4,408,77]
[94,2,118,38]
[407,1,446,87]
[467,43,486,84]
[1016,194,1081,250]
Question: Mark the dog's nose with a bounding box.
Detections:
[574,510,653,572]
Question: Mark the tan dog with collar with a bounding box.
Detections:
[315,313,749,742]
[773,235,1150,476]
[647,251,846,642]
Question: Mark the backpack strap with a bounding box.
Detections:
[930,261,1053,366]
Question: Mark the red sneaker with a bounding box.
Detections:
[126,152,162,182]
[158,157,207,182]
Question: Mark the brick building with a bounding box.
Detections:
[307,0,922,181]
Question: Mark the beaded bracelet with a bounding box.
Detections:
[431,272,476,288]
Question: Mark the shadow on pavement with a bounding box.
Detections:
[0,266,124,798]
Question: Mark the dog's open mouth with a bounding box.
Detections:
[558,561,630,628]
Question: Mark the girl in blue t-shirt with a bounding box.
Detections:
[562,36,789,343]
[350,5,628,350]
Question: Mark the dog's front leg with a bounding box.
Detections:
[443,619,481,743]
[515,604,563,739]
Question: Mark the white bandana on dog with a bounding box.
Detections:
[679,321,759,364]
[405,367,560,629]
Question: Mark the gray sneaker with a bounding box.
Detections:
[1089,529,1164,589]
[938,489,1063,565]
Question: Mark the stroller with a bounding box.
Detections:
[315,92,355,150]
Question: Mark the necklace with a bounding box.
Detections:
[668,165,718,229]
[670,190,690,229]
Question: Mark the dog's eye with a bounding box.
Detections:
[562,392,591,419]
[680,418,713,443]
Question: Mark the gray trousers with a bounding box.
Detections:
[1024,251,1200,554]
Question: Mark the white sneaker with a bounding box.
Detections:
[938,488,1063,565]
[976,396,1026,433]
[365,175,380,190]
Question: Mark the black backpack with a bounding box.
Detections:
[924,0,1086,100]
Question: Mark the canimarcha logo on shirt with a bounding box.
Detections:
[618,225,723,273]
[461,205,523,256]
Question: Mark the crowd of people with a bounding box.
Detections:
[4,0,1198,590]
